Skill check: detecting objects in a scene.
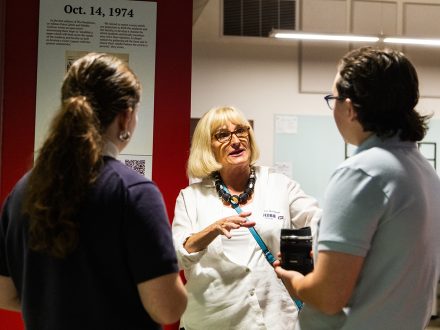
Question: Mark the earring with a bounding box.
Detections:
[118,130,131,142]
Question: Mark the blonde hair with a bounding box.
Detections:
[187,106,260,179]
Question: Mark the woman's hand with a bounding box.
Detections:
[212,211,255,239]
[183,211,255,253]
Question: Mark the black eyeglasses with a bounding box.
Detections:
[213,126,250,144]
[324,94,346,110]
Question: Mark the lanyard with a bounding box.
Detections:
[232,202,276,265]
[221,185,304,311]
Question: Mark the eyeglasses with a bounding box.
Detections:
[213,126,250,144]
[324,94,346,110]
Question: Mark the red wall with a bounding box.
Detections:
[0,1,192,329]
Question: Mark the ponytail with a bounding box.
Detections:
[24,96,103,258]
[23,52,140,258]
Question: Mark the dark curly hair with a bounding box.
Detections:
[23,53,141,258]
[336,47,430,142]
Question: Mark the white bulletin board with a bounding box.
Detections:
[274,115,440,205]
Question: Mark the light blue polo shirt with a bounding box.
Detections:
[297,134,440,330]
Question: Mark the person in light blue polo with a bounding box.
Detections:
[275,47,440,330]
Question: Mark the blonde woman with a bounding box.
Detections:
[172,106,321,330]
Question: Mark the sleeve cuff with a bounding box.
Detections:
[176,236,208,269]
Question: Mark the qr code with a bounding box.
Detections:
[124,159,146,176]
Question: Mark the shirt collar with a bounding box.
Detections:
[102,140,120,158]
[354,133,415,156]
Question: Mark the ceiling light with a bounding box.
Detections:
[270,29,440,47]
[383,37,440,46]
[269,30,379,43]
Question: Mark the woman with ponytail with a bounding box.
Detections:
[0,53,187,329]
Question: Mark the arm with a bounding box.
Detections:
[172,189,255,255]
[277,167,384,314]
[137,272,187,325]
[123,181,185,324]
[275,251,364,315]
[183,212,255,253]
[0,196,19,312]
[0,275,20,312]
[286,178,322,231]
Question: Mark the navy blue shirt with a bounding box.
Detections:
[0,157,178,330]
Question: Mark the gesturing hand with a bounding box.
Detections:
[213,211,255,239]
[183,211,256,253]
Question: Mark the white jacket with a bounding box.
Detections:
[172,166,321,330]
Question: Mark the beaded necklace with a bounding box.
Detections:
[213,167,256,206]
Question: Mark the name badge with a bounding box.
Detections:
[262,210,284,220]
